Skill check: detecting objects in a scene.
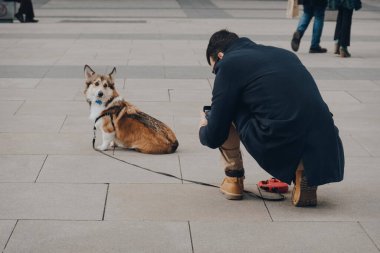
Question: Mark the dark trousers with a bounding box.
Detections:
[17,0,35,20]
[334,7,353,47]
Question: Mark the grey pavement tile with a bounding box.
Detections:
[329,103,380,119]
[59,116,101,133]
[190,221,380,253]
[105,184,271,221]
[16,101,89,116]
[0,78,40,89]
[351,132,380,156]
[0,101,24,116]
[340,134,372,157]
[38,154,181,184]
[169,89,212,103]
[0,155,46,182]
[361,221,380,250]
[175,133,216,155]
[0,183,107,220]
[125,78,211,90]
[131,101,204,118]
[316,80,380,91]
[348,91,380,103]
[5,220,192,253]
[0,220,16,251]
[164,66,213,79]
[0,87,79,101]
[320,91,361,104]
[123,88,170,102]
[36,78,122,89]
[0,116,65,133]
[0,133,96,155]
[173,116,199,134]
[0,66,49,79]
[334,117,380,134]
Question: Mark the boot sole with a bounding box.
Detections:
[292,171,317,207]
[220,188,243,200]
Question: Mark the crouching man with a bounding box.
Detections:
[199,29,344,207]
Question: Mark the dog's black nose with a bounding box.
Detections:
[98,91,104,97]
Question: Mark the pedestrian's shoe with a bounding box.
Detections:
[339,46,351,58]
[25,19,39,23]
[15,13,24,23]
[220,176,244,200]
[291,31,302,52]
[292,168,317,207]
[309,46,327,53]
[334,43,340,54]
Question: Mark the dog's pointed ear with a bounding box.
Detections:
[109,67,116,79]
[84,65,95,79]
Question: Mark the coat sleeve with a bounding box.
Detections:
[199,64,242,149]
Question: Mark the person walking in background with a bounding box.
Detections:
[291,0,328,53]
[15,0,38,23]
[329,0,362,57]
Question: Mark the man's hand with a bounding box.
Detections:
[199,111,208,128]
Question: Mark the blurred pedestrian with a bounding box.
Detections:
[15,0,38,23]
[329,0,362,57]
[291,0,328,53]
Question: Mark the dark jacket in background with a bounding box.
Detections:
[329,0,362,10]
[199,38,344,186]
[302,0,327,7]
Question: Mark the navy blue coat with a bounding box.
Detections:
[199,38,344,186]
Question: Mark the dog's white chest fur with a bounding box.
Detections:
[89,103,105,122]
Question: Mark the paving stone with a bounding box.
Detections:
[0,101,25,116]
[105,184,271,221]
[0,220,16,251]
[0,78,40,89]
[16,101,88,116]
[5,220,192,253]
[0,155,46,183]
[0,116,65,133]
[190,221,380,253]
[0,183,107,220]
[38,154,181,184]
[361,221,380,250]
[0,133,95,155]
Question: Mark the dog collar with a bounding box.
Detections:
[95,99,102,105]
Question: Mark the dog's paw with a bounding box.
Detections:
[97,144,108,151]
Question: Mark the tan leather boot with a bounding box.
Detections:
[292,168,317,207]
[220,176,244,200]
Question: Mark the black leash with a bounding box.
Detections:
[92,115,285,201]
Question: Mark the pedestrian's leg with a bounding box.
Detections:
[296,5,313,35]
[291,5,313,52]
[24,0,36,22]
[219,124,245,200]
[339,8,353,57]
[310,6,326,52]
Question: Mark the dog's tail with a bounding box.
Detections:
[171,139,179,153]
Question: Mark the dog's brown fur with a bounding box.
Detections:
[84,65,178,154]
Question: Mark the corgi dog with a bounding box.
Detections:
[84,65,178,154]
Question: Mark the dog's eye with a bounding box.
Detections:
[95,82,99,86]
[103,84,108,88]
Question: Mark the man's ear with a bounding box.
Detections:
[109,67,116,79]
[84,65,95,79]
[217,52,224,60]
